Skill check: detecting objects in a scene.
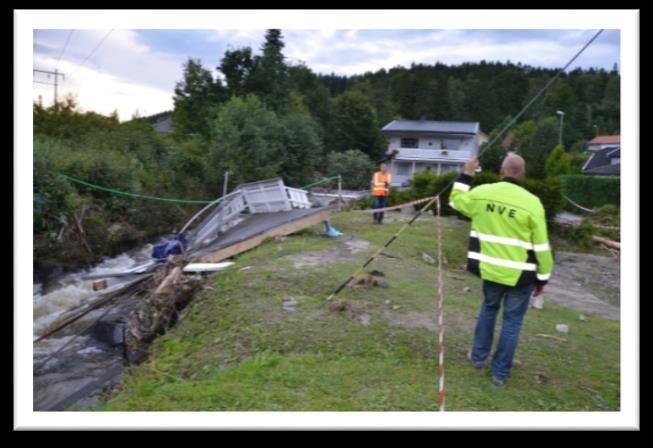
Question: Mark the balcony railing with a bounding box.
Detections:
[392,147,473,160]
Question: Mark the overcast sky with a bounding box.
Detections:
[32,29,620,122]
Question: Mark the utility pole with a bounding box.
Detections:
[222,171,230,197]
[556,110,565,146]
[33,68,65,105]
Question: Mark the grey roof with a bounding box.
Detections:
[583,146,620,173]
[381,120,480,135]
[584,163,620,176]
[139,111,173,133]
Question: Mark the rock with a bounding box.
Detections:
[328,300,349,312]
[91,317,127,347]
[555,324,569,334]
[534,372,549,384]
[446,275,465,281]
[422,253,435,264]
[384,300,391,305]
[392,305,401,311]
[282,298,298,312]
[463,287,472,293]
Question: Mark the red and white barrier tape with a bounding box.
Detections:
[353,196,436,214]
[435,195,446,412]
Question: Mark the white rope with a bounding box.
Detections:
[563,194,596,213]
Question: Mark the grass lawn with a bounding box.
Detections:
[98,211,620,411]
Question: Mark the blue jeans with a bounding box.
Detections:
[470,280,534,380]
[372,196,387,223]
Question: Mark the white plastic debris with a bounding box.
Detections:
[531,296,544,310]
[555,324,569,334]
[182,262,235,273]
[422,253,435,264]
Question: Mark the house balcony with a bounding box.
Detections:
[390,147,474,162]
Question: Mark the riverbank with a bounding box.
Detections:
[95,211,619,411]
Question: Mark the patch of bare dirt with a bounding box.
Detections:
[541,251,620,321]
[285,236,371,268]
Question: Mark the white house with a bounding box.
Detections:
[381,120,481,187]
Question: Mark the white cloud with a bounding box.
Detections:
[31,28,619,120]
[280,29,618,75]
[33,29,186,121]
[33,52,173,121]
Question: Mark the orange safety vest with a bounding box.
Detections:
[372,171,392,197]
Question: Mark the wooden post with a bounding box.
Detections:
[338,175,343,212]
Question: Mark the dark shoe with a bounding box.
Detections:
[492,376,506,386]
[467,350,486,370]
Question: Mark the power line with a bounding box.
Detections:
[80,29,113,67]
[55,30,74,67]
[33,68,65,104]
[474,29,605,163]
[325,29,606,303]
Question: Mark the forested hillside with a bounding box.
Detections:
[33,29,619,276]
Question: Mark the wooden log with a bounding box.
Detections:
[592,235,620,250]
[154,267,182,295]
[92,279,107,291]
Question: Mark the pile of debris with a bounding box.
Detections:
[124,257,202,363]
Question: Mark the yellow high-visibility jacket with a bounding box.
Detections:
[449,174,554,287]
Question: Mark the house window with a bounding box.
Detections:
[400,138,419,148]
[441,164,462,174]
[396,163,410,175]
[442,138,461,150]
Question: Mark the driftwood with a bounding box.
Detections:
[535,333,566,342]
[592,235,620,250]
[125,260,200,362]
[74,204,93,255]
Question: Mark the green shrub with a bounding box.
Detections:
[471,171,501,187]
[387,187,415,207]
[561,175,620,209]
[33,138,81,233]
[408,171,458,215]
[326,149,375,190]
[523,177,565,222]
[553,220,596,249]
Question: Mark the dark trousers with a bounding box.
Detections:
[372,196,387,223]
[470,280,534,380]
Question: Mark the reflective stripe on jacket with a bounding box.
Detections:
[449,174,554,287]
[372,171,391,197]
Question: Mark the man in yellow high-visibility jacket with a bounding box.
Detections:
[450,154,554,386]
[370,163,392,224]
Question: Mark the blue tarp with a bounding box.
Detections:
[152,234,188,259]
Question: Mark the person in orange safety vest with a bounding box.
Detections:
[370,163,392,224]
